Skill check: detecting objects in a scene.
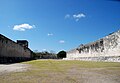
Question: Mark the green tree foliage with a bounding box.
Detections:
[34,51,57,59]
[57,51,66,59]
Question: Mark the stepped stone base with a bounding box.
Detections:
[63,56,120,62]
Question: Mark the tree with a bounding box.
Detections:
[57,51,66,59]
[34,51,57,59]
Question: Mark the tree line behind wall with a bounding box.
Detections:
[34,50,66,59]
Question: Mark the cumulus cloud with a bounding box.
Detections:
[65,13,86,21]
[65,14,70,19]
[47,33,53,36]
[13,23,35,31]
[59,40,65,44]
[73,13,86,21]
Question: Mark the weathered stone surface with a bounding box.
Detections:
[66,30,120,62]
[0,34,33,63]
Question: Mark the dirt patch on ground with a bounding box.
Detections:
[0,63,29,75]
[66,67,120,83]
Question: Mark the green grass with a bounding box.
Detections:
[24,60,120,69]
[0,60,120,83]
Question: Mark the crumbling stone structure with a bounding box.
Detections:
[0,34,34,63]
[17,40,28,48]
[66,30,120,62]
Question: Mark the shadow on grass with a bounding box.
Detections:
[0,57,35,65]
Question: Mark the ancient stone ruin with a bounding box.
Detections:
[65,30,120,62]
[0,34,34,63]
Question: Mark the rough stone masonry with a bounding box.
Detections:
[65,30,120,62]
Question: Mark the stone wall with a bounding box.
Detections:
[66,30,120,62]
[0,34,33,63]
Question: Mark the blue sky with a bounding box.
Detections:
[0,0,120,53]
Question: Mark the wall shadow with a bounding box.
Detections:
[0,57,34,65]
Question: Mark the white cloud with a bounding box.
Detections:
[73,13,85,18]
[59,40,65,44]
[47,33,53,36]
[65,14,70,19]
[13,23,35,31]
[42,49,47,51]
[65,13,86,21]
[73,13,86,21]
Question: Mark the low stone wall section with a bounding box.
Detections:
[63,56,120,62]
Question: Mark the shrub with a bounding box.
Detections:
[57,51,66,59]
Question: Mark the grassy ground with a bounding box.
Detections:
[0,60,120,83]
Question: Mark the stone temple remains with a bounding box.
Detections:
[65,30,120,62]
[0,34,34,63]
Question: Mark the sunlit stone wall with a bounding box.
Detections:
[66,30,120,61]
